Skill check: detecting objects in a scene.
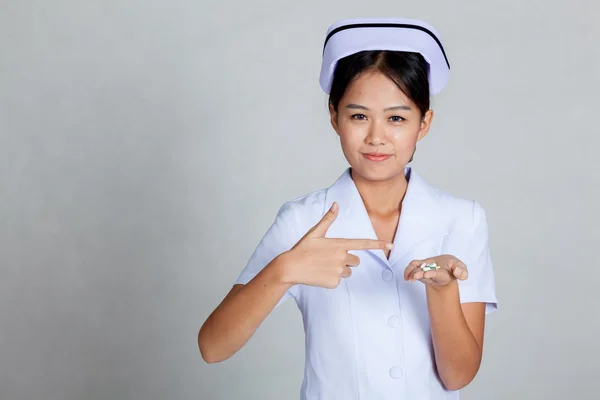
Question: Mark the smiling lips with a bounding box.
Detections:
[363,153,392,162]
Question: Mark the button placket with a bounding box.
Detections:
[385,262,405,384]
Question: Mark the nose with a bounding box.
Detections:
[365,119,387,146]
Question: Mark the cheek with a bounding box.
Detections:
[337,122,366,147]
[339,135,362,158]
[389,126,420,149]
[391,131,418,146]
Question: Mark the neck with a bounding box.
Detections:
[350,168,409,217]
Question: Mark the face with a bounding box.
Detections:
[329,70,433,182]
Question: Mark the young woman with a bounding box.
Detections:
[198,17,498,399]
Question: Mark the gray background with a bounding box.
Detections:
[1,0,598,399]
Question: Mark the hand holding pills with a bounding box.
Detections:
[403,254,468,286]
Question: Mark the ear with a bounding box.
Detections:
[417,109,434,141]
[329,103,340,136]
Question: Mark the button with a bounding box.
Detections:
[388,315,400,328]
[389,366,403,379]
[382,269,394,282]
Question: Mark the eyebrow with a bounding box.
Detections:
[346,104,412,111]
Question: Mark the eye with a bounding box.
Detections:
[389,116,405,122]
[351,114,367,120]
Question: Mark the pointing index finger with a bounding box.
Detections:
[333,238,394,251]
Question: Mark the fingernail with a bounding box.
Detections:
[385,243,394,250]
[331,202,337,211]
[454,267,462,276]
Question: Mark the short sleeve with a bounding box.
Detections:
[233,201,301,308]
[456,201,498,314]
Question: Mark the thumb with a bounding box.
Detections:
[452,263,468,281]
[306,202,339,238]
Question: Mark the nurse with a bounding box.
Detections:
[199,17,498,400]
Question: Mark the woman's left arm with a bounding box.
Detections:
[426,281,486,391]
[404,254,487,391]
[409,202,496,390]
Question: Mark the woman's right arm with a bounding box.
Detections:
[197,254,291,364]
[197,202,392,363]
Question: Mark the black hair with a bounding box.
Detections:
[328,50,430,117]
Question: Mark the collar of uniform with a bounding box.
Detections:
[323,167,445,267]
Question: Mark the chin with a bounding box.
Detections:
[350,163,405,183]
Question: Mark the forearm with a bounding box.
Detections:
[198,255,291,363]
[426,281,482,390]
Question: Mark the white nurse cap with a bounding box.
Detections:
[319,17,450,95]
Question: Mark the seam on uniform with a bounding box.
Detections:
[344,279,362,400]
[286,201,303,301]
[471,200,477,232]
